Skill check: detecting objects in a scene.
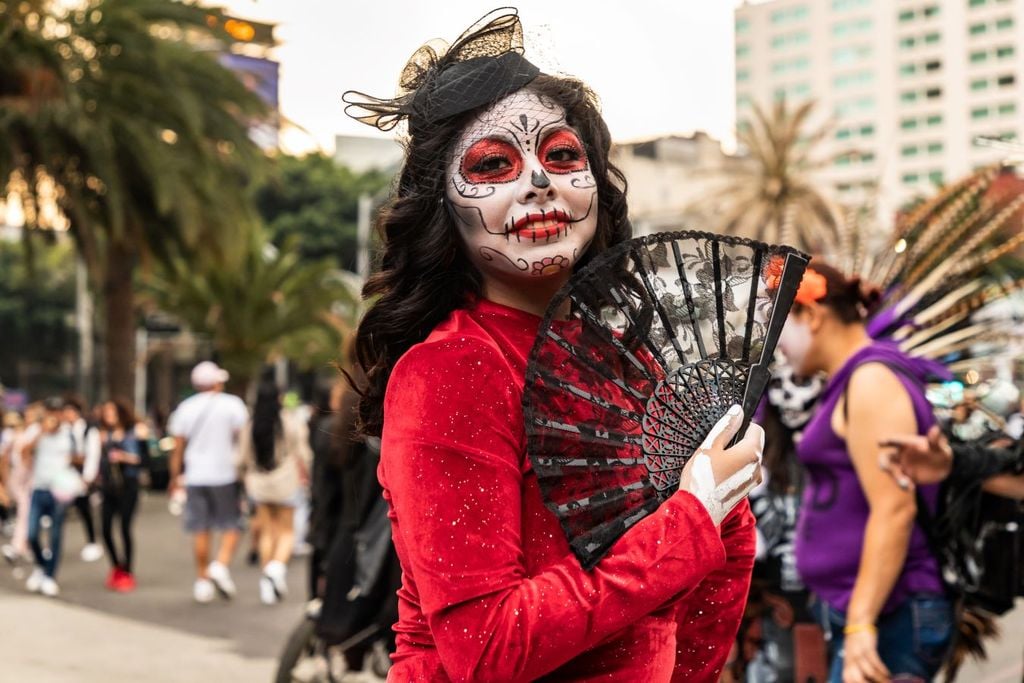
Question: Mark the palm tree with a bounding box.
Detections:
[701,99,840,252]
[142,230,357,395]
[0,0,269,402]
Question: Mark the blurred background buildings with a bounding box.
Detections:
[734,0,1024,221]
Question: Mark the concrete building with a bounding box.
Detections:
[735,0,1024,222]
[611,132,750,235]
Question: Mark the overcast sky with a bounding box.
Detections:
[219,1,744,154]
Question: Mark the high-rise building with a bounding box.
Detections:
[734,0,1024,222]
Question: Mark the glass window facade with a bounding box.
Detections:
[834,18,872,37]
[835,70,874,88]
[833,44,872,64]
[832,0,870,10]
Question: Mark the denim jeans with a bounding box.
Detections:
[812,594,953,682]
[27,489,69,578]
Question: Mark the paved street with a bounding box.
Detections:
[2,491,1021,682]
[1,493,307,681]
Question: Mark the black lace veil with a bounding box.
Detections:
[343,8,541,136]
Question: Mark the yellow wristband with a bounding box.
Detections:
[843,623,877,636]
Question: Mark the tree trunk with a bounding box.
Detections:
[104,239,137,404]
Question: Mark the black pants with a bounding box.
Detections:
[73,493,97,544]
[101,480,139,572]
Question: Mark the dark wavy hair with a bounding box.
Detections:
[251,373,282,472]
[794,259,883,324]
[102,397,137,430]
[353,74,631,437]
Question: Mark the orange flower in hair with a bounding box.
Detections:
[794,268,828,305]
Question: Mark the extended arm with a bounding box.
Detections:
[880,429,1024,499]
[169,437,185,493]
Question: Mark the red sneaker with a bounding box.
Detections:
[114,571,136,593]
[105,568,123,591]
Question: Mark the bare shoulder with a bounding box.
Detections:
[848,361,911,402]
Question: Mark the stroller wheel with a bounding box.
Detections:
[368,639,393,678]
[275,616,346,683]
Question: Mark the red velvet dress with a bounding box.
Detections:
[380,297,755,682]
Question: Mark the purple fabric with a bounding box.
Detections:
[866,305,899,339]
[794,343,944,615]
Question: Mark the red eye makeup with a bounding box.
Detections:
[539,130,588,174]
[461,139,523,184]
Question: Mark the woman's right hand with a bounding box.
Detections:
[677,405,764,526]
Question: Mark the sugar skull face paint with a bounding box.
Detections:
[446,90,598,283]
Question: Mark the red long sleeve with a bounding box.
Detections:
[672,499,757,682]
[381,337,730,682]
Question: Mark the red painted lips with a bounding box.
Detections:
[510,209,573,240]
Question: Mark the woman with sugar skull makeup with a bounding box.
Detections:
[777,261,952,683]
[343,9,764,681]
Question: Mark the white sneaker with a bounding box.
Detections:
[207,561,236,599]
[25,567,45,593]
[40,577,59,597]
[193,578,215,604]
[263,560,288,599]
[80,543,103,563]
[259,575,277,605]
[2,544,22,565]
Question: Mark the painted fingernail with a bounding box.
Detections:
[728,404,742,417]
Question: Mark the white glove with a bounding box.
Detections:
[678,404,764,526]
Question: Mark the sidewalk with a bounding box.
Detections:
[3,593,275,682]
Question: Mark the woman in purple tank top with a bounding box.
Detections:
[778,262,951,683]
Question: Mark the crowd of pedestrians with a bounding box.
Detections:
[0,360,318,608]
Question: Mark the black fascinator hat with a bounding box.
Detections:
[343,7,541,136]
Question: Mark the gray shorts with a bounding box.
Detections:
[184,483,242,533]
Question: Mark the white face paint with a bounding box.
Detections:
[445,90,599,283]
[778,317,813,376]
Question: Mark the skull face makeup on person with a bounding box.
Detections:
[445,90,599,285]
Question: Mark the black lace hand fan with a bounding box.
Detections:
[523,231,808,569]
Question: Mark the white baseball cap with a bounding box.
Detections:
[191,361,229,389]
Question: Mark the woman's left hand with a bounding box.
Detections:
[842,629,890,683]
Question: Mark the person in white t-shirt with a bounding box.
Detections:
[168,361,249,604]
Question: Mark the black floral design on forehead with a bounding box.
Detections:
[455,91,568,156]
[342,8,541,137]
